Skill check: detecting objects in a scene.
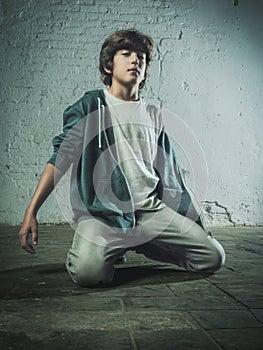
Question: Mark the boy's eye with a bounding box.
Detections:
[137,54,145,60]
[121,51,145,60]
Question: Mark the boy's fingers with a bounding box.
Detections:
[23,243,36,255]
[19,231,36,255]
[32,229,38,245]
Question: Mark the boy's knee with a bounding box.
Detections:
[206,247,225,273]
[211,238,225,271]
[195,239,226,273]
[66,252,114,287]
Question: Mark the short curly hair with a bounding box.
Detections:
[99,29,153,90]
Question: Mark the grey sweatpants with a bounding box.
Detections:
[66,205,225,287]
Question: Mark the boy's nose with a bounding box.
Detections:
[130,52,139,63]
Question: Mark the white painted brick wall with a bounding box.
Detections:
[1,0,262,226]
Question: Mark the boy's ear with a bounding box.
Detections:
[103,66,111,74]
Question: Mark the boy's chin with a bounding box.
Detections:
[127,77,143,86]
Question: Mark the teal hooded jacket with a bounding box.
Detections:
[48,89,205,230]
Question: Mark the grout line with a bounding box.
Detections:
[202,329,225,350]
[205,278,248,309]
[120,297,139,349]
[250,310,263,325]
[119,297,126,312]
[205,278,263,324]
[243,239,263,248]
[129,331,139,350]
[164,283,177,296]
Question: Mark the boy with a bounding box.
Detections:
[19,29,225,287]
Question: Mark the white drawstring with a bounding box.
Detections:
[97,97,102,148]
[102,104,105,142]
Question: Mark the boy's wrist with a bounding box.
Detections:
[25,205,38,216]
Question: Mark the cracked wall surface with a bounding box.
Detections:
[1,0,262,226]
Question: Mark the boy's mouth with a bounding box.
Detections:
[128,68,139,74]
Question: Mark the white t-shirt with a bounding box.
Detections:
[104,89,165,211]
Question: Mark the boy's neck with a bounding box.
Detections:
[107,85,139,101]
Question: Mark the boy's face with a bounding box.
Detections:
[105,49,147,89]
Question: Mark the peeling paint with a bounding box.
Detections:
[156,38,174,108]
[202,201,236,226]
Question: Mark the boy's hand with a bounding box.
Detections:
[18,211,38,255]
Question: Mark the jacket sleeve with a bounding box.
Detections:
[47,97,88,174]
[156,128,206,229]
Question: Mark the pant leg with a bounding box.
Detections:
[134,205,225,273]
[66,219,126,287]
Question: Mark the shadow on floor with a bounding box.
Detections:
[112,264,210,286]
[0,263,210,298]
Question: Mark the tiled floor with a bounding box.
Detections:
[0,225,262,349]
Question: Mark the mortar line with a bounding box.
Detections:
[205,278,263,324]
[129,331,139,350]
